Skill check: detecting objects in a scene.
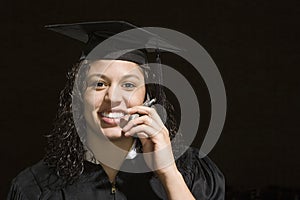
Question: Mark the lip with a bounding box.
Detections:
[100,116,120,125]
[98,110,127,126]
[99,109,127,114]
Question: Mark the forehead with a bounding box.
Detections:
[87,60,144,77]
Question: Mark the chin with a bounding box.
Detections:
[100,127,124,141]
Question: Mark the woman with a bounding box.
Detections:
[8,21,224,200]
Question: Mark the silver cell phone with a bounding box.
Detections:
[119,98,157,129]
[128,98,157,121]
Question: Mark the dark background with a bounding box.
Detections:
[1,0,299,199]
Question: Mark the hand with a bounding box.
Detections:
[122,105,176,175]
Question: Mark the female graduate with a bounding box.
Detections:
[8,21,225,200]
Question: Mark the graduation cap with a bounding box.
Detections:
[45,21,181,64]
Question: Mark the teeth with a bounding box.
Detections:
[101,112,125,119]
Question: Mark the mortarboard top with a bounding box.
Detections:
[45,21,180,64]
[45,21,181,64]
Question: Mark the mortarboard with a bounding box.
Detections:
[45,21,180,64]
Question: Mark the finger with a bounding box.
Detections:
[127,106,156,116]
[124,124,149,136]
[122,115,153,132]
[136,132,150,139]
[124,125,159,138]
[127,106,162,126]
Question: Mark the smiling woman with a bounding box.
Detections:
[7,21,225,200]
[84,60,146,141]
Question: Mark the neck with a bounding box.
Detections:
[85,128,134,182]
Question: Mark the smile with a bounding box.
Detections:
[100,111,125,119]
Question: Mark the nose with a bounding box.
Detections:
[104,84,122,106]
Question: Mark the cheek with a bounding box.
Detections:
[83,90,104,109]
[127,86,146,107]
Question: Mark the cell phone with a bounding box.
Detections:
[128,98,157,121]
[119,98,157,129]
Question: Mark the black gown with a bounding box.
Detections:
[7,147,225,200]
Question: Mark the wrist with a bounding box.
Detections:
[156,164,181,179]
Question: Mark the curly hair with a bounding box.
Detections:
[44,59,182,184]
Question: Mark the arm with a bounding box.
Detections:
[122,106,195,199]
[156,164,195,200]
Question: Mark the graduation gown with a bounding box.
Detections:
[7,147,225,200]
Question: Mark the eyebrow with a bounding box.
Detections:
[121,74,142,80]
[87,74,109,80]
[86,73,142,81]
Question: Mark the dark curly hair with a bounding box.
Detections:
[44,59,183,184]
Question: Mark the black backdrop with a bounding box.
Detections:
[1,0,299,199]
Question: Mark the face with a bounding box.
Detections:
[83,60,146,140]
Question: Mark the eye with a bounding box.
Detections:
[122,82,136,89]
[95,81,108,89]
[97,82,105,87]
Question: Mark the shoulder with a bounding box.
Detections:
[7,160,55,200]
[176,147,225,200]
[176,147,223,176]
